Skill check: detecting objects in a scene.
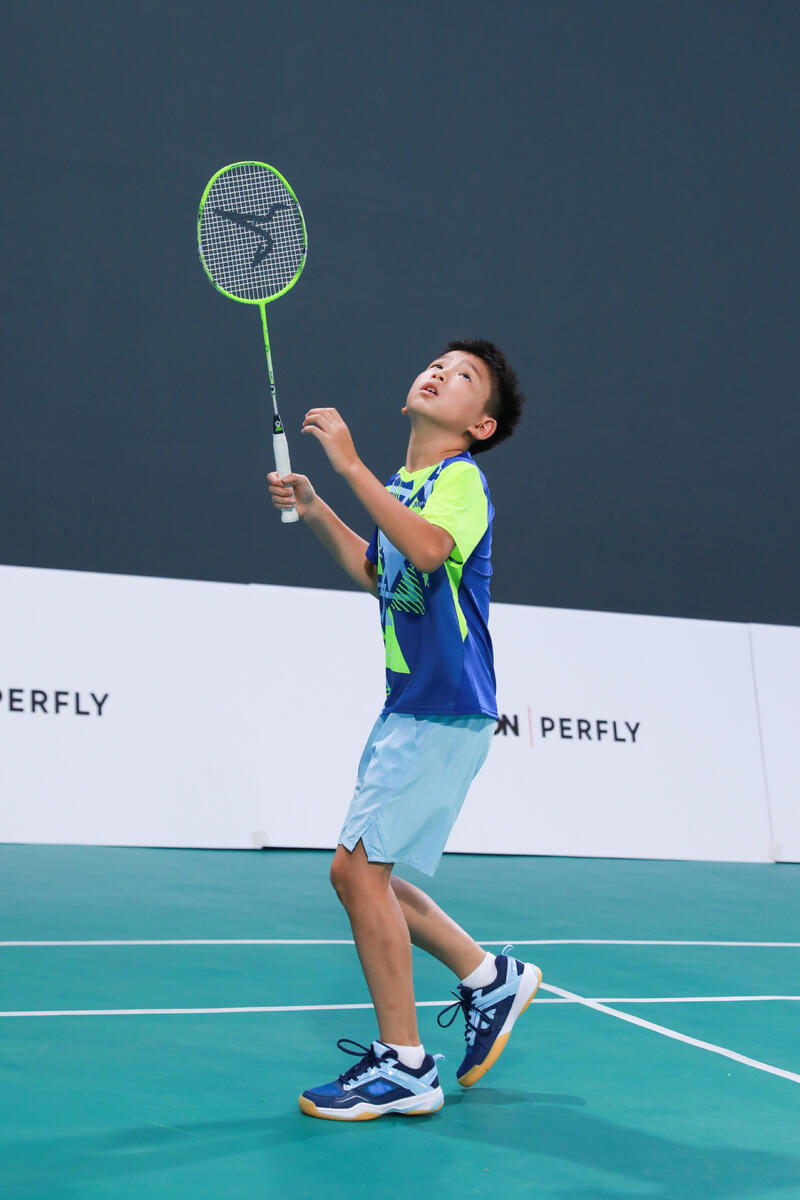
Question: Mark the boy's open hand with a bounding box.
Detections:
[267,471,317,519]
[301,408,359,476]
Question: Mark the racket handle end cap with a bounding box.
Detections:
[281,508,300,525]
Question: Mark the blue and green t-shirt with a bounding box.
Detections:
[365,451,498,719]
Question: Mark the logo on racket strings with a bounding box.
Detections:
[213,202,289,268]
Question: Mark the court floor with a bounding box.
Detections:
[1,844,799,1200]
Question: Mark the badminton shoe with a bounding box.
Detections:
[299,1038,445,1121]
[437,944,542,1087]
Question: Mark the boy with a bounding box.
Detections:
[267,338,541,1121]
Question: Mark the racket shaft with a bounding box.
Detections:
[261,306,298,525]
[274,429,299,524]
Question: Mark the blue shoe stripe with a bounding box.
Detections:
[303,1049,441,1111]
[452,957,537,1075]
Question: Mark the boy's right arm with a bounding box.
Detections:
[267,470,378,598]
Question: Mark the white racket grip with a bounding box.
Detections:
[273,429,299,524]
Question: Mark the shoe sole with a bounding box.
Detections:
[457,963,542,1088]
[298,1088,445,1121]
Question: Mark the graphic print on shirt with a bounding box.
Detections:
[366,453,497,718]
[375,463,445,677]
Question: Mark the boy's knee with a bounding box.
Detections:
[329,853,347,899]
[330,842,388,905]
[330,846,359,902]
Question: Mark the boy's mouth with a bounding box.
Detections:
[420,383,438,395]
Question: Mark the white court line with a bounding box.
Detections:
[543,995,800,1004]
[5,941,796,1083]
[0,1000,455,1019]
[0,1003,401,1018]
[0,940,356,948]
[0,940,356,947]
[1,939,799,948]
[539,982,800,1085]
[489,940,800,948]
[3,996,800,1019]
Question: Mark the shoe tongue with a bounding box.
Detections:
[372,1040,397,1060]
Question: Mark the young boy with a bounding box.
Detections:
[268,337,541,1121]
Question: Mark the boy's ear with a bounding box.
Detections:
[468,414,497,443]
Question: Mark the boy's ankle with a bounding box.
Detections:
[459,950,497,990]
[378,1040,426,1070]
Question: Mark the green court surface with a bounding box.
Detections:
[1,846,799,1200]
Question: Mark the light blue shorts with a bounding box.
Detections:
[338,712,496,877]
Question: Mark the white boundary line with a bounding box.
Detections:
[540,983,800,1085]
[4,990,799,1085]
[488,940,800,948]
[0,939,355,947]
[492,940,800,948]
[1,939,799,948]
[5,940,797,1083]
[0,1003,399,1018]
[2,996,800,1019]
[0,940,356,947]
[546,995,800,1004]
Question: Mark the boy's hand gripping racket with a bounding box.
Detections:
[198,162,307,523]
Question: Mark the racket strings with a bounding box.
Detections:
[199,164,305,301]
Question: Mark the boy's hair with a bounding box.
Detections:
[440,337,524,455]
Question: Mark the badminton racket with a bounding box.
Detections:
[198,161,308,524]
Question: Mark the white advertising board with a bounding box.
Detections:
[0,565,263,848]
[749,624,800,862]
[454,604,771,862]
[245,581,384,851]
[0,563,789,863]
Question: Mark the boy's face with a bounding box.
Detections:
[403,350,496,445]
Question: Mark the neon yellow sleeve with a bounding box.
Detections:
[421,461,488,563]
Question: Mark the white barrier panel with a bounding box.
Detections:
[749,624,800,863]
[250,590,772,862]
[246,581,383,850]
[0,565,263,848]
[454,605,771,862]
[0,563,786,861]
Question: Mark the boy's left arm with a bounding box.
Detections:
[301,407,454,573]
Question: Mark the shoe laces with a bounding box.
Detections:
[334,1038,383,1087]
[436,944,515,1045]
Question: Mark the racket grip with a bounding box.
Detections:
[273,424,299,525]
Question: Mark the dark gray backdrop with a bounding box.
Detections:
[1,1,798,625]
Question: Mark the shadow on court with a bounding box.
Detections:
[1,1116,327,1199]
[419,1089,800,1199]
[3,1094,800,1200]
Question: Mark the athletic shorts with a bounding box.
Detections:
[338,712,496,877]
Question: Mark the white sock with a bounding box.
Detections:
[460,950,497,990]
[377,1040,426,1070]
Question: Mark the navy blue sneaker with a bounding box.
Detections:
[299,1039,445,1121]
[437,945,542,1087]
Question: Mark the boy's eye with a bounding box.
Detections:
[460,372,471,380]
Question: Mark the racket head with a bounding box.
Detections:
[197,162,307,305]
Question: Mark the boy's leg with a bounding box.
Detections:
[329,839,420,1046]
[389,874,487,979]
[390,875,542,1089]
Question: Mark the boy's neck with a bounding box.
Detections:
[404,426,469,474]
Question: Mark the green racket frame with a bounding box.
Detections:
[197,161,308,524]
